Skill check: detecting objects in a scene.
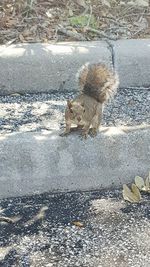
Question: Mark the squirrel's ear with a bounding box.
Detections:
[67,100,72,109]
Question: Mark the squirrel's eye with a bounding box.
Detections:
[84,109,85,113]
[70,109,73,113]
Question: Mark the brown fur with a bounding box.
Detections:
[79,63,119,103]
[60,63,119,138]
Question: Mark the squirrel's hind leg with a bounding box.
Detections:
[90,103,103,137]
[90,119,100,137]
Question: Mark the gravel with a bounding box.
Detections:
[0,189,150,267]
[0,88,149,134]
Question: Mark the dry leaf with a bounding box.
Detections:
[123,184,141,203]
[10,93,21,96]
[6,19,18,27]
[25,206,48,227]
[68,8,73,17]
[123,184,136,203]
[131,184,141,200]
[135,174,150,192]
[145,175,150,191]
[101,0,111,8]
[75,0,87,8]
[22,29,31,37]
[0,215,21,223]
[30,25,37,33]
[72,221,84,227]
[135,176,145,190]
[0,216,13,223]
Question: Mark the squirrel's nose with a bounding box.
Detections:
[77,117,81,122]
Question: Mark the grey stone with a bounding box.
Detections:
[0,125,149,198]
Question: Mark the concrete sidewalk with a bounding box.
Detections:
[0,126,149,198]
[0,39,150,95]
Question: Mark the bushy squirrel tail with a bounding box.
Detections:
[78,63,119,103]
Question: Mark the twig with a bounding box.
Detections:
[22,16,43,22]
[120,12,150,18]
[54,27,58,41]
[0,30,17,34]
[58,26,86,41]
[100,16,118,21]
[6,38,18,45]
[137,9,146,22]
[106,26,128,31]
[85,27,117,40]
[86,4,93,27]
[131,27,146,37]
[101,16,127,27]
[118,5,135,18]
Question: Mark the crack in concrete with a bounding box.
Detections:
[105,40,150,90]
[105,40,115,70]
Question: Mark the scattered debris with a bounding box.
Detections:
[72,221,84,227]
[24,206,48,226]
[0,0,150,44]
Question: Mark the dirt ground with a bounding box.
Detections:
[0,0,150,45]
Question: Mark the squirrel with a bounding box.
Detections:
[60,63,119,138]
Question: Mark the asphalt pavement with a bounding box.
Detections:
[0,88,149,134]
[0,189,150,267]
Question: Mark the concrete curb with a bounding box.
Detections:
[0,41,111,95]
[0,39,150,95]
[112,39,150,88]
[0,126,149,198]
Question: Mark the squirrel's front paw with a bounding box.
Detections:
[81,131,88,139]
[90,128,98,137]
[59,131,69,137]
